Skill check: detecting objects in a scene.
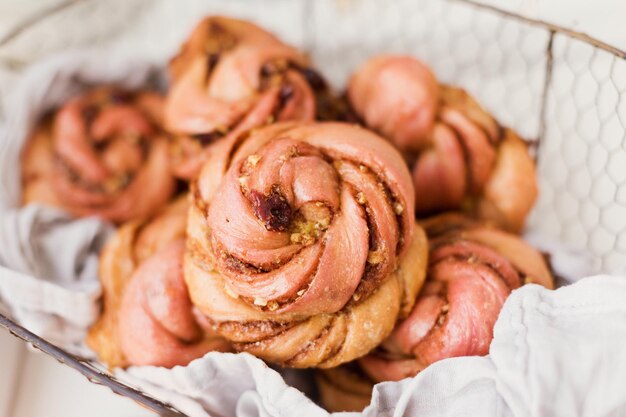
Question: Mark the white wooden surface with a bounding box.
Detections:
[10,348,155,417]
[0,325,154,417]
[0,332,23,417]
[0,0,624,416]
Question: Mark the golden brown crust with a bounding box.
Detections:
[184,122,428,368]
[318,214,554,411]
[316,366,373,412]
[165,16,325,180]
[21,87,176,224]
[87,197,188,368]
[474,129,538,233]
[21,121,60,206]
[86,219,143,368]
[87,196,230,368]
[358,213,553,383]
[348,56,538,231]
[439,85,501,144]
[421,213,553,289]
[185,216,428,368]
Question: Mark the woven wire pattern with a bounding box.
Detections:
[307,0,549,140]
[531,35,626,272]
[308,0,626,274]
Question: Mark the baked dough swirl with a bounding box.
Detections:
[318,213,554,411]
[22,87,176,223]
[87,197,231,368]
[184,122,428,368]
[359,213,554,381]
[166,16,336,179]
[348,55,538,231]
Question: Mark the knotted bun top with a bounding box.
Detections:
[165,17,326,179]
[185,122,427,367]
[22,87,175,223]
[88,198,230,368]
[348,55,537,231]
[359,213,554,382]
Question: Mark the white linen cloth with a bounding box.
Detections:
[0,205,112,354]
[96,278,626,417]
[0,2,625,416]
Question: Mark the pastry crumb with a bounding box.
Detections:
[247,154,262,166]
[225,286,239,299]
[367,249,384,264]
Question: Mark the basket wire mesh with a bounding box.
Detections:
[1,0,626,415]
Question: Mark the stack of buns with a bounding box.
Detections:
[20,16,554,411]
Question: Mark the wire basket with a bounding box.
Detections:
[1,0,626,415]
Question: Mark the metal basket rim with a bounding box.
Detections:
[457,0,626,59]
